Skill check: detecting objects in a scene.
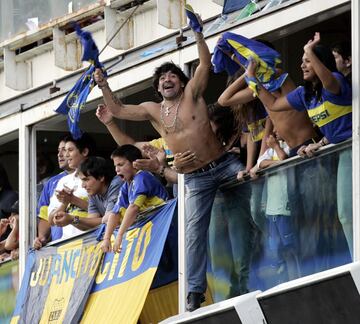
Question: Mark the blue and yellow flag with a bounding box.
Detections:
[212,32,288,92]
[223,0,251,14]
[185,3,202,33]
[55,66,95,139]
[55,24,103,139]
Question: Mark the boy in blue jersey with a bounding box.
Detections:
[101,144,168,253]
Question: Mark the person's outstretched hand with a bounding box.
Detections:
[96,104,113,125]
[304,32,320,53]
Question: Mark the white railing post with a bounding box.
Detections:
[18,122,31,282]
[177,173,187,313]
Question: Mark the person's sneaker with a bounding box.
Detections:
[186,292,205,312]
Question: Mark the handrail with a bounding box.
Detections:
[220,138,352,189]
[44,200,171,248]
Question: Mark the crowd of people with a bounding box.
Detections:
[0,8,352,313]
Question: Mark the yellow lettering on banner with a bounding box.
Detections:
[83,245,96,274]
[108,251,120,281]
[60,251,72,283]
[39,256,52,286]
[89,244,103,277]
[95,259,111,284]
[95,236,116,283]
[132,222,153,271]
[118,228,139,278]
[76,246,86,278]
[39,239,84,324]
[76,244,95,277]
[72,249,81,277]
[30,258,43,287]
[52,255,62,284]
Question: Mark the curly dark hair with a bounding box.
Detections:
[152,62,189,99]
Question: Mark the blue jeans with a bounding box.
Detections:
[337,149,353,258]
[184,153,253,294]
[208,189,255,301]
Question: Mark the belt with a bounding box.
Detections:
[289,138,319,157]
[190,154,228,174]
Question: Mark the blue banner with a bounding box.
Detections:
[11,199,177,324]
[223,0,251,14]
[81,199,177,323]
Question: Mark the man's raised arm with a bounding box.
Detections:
[94,69,152,121]
[186,15,212,99]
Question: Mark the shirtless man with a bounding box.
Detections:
[94,19,253,311]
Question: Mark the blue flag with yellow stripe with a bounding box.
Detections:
[212,32,288,92]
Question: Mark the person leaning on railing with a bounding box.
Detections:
[100,145,169,254]
[245,32,353,257]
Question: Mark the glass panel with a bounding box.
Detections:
[0,0,100,43]
[207,142,352,302]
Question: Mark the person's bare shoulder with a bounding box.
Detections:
[139,101,161,120]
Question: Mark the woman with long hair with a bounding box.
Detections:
[245,32,353,263]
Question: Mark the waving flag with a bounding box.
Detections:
[212,32,288,92]
[73,22,100,67]
[185,4,202,33]
[55,66,95,139]
[223,0,251,14]
[55,23,103,139]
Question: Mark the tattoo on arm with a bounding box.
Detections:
[109,90,123,106]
